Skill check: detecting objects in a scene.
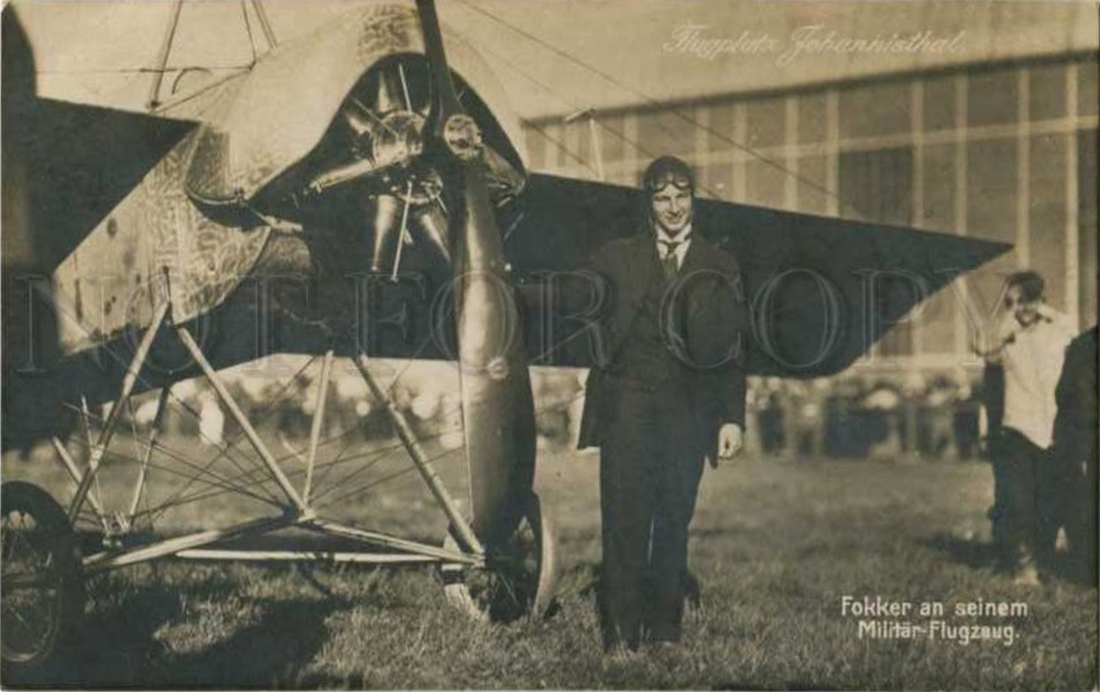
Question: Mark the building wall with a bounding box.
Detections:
[524,52,1099,368]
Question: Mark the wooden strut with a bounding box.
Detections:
[128,386,171,522]
[305,519,480,565]
[51,436,108,529]
[82,514,291,573]
[67,300,171,523]
[351,353,485,556]
[174,549,449,565]
[303,350,335,503]
[175,325,312,517]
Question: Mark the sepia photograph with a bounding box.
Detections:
[1,0,1097,688]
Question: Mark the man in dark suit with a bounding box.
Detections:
[577,156,748,652]
[1051,326,1098,582]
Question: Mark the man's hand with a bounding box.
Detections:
[712,423,744,468]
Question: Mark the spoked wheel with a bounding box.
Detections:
[442,493,558,623]
[1,482,84,680]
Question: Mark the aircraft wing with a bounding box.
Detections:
[16,170,1008,398]
[9,98,197,273]
[504,173,1011,377]
[219,170,1008,378]
[2,7,199,275]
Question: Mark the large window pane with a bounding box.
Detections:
[1028,134,1067,310]
[1029,64,1067,123]
[798,94,827,144]
[967,138,1017,308]
[922,143,955,233]
[839,147,913,226]
[968,68,1019,128]
[839,82,910,139]
[636,110,694,158]
[923,75,956,132]
[1078,59,1098,117]
[967,139,1016,244]
[706,102,736,153]
[745,98,785,149]
[745,158,787,209]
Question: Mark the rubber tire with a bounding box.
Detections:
[1,481,84,684]
[442,492,558,622]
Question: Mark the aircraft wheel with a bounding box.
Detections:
[1,482,84,681]
[442,493,558,622]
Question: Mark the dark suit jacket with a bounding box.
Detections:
[1053,326,1098,463]
[577,229,749,459]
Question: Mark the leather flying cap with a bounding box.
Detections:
[642,156,695,195]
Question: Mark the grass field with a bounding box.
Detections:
[3,443,1097,690]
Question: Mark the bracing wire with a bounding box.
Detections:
[457,1,863,215]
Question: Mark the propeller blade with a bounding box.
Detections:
[452,168,536,547]
[414,0,536,548]
[416,0,464,132]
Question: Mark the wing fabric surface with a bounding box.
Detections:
[507,173,1011,377]
[5,97,196,274]
[167,172,1006,379]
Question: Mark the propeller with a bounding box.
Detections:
[414,0,536,548]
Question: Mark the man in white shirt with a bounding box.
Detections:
[980,271,1076,584]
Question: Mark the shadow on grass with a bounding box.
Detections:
[163,598,340,689]
[924,531,998,571]
[13,579,344,689]
[924,531,1096,586]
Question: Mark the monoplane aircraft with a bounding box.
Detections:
[0,0,1008,678]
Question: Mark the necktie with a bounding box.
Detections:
[658,237,687,279]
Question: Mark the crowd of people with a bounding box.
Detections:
[165,364,991,463]
[747,373,984,461]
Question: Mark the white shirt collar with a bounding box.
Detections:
[656,224,692,266]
